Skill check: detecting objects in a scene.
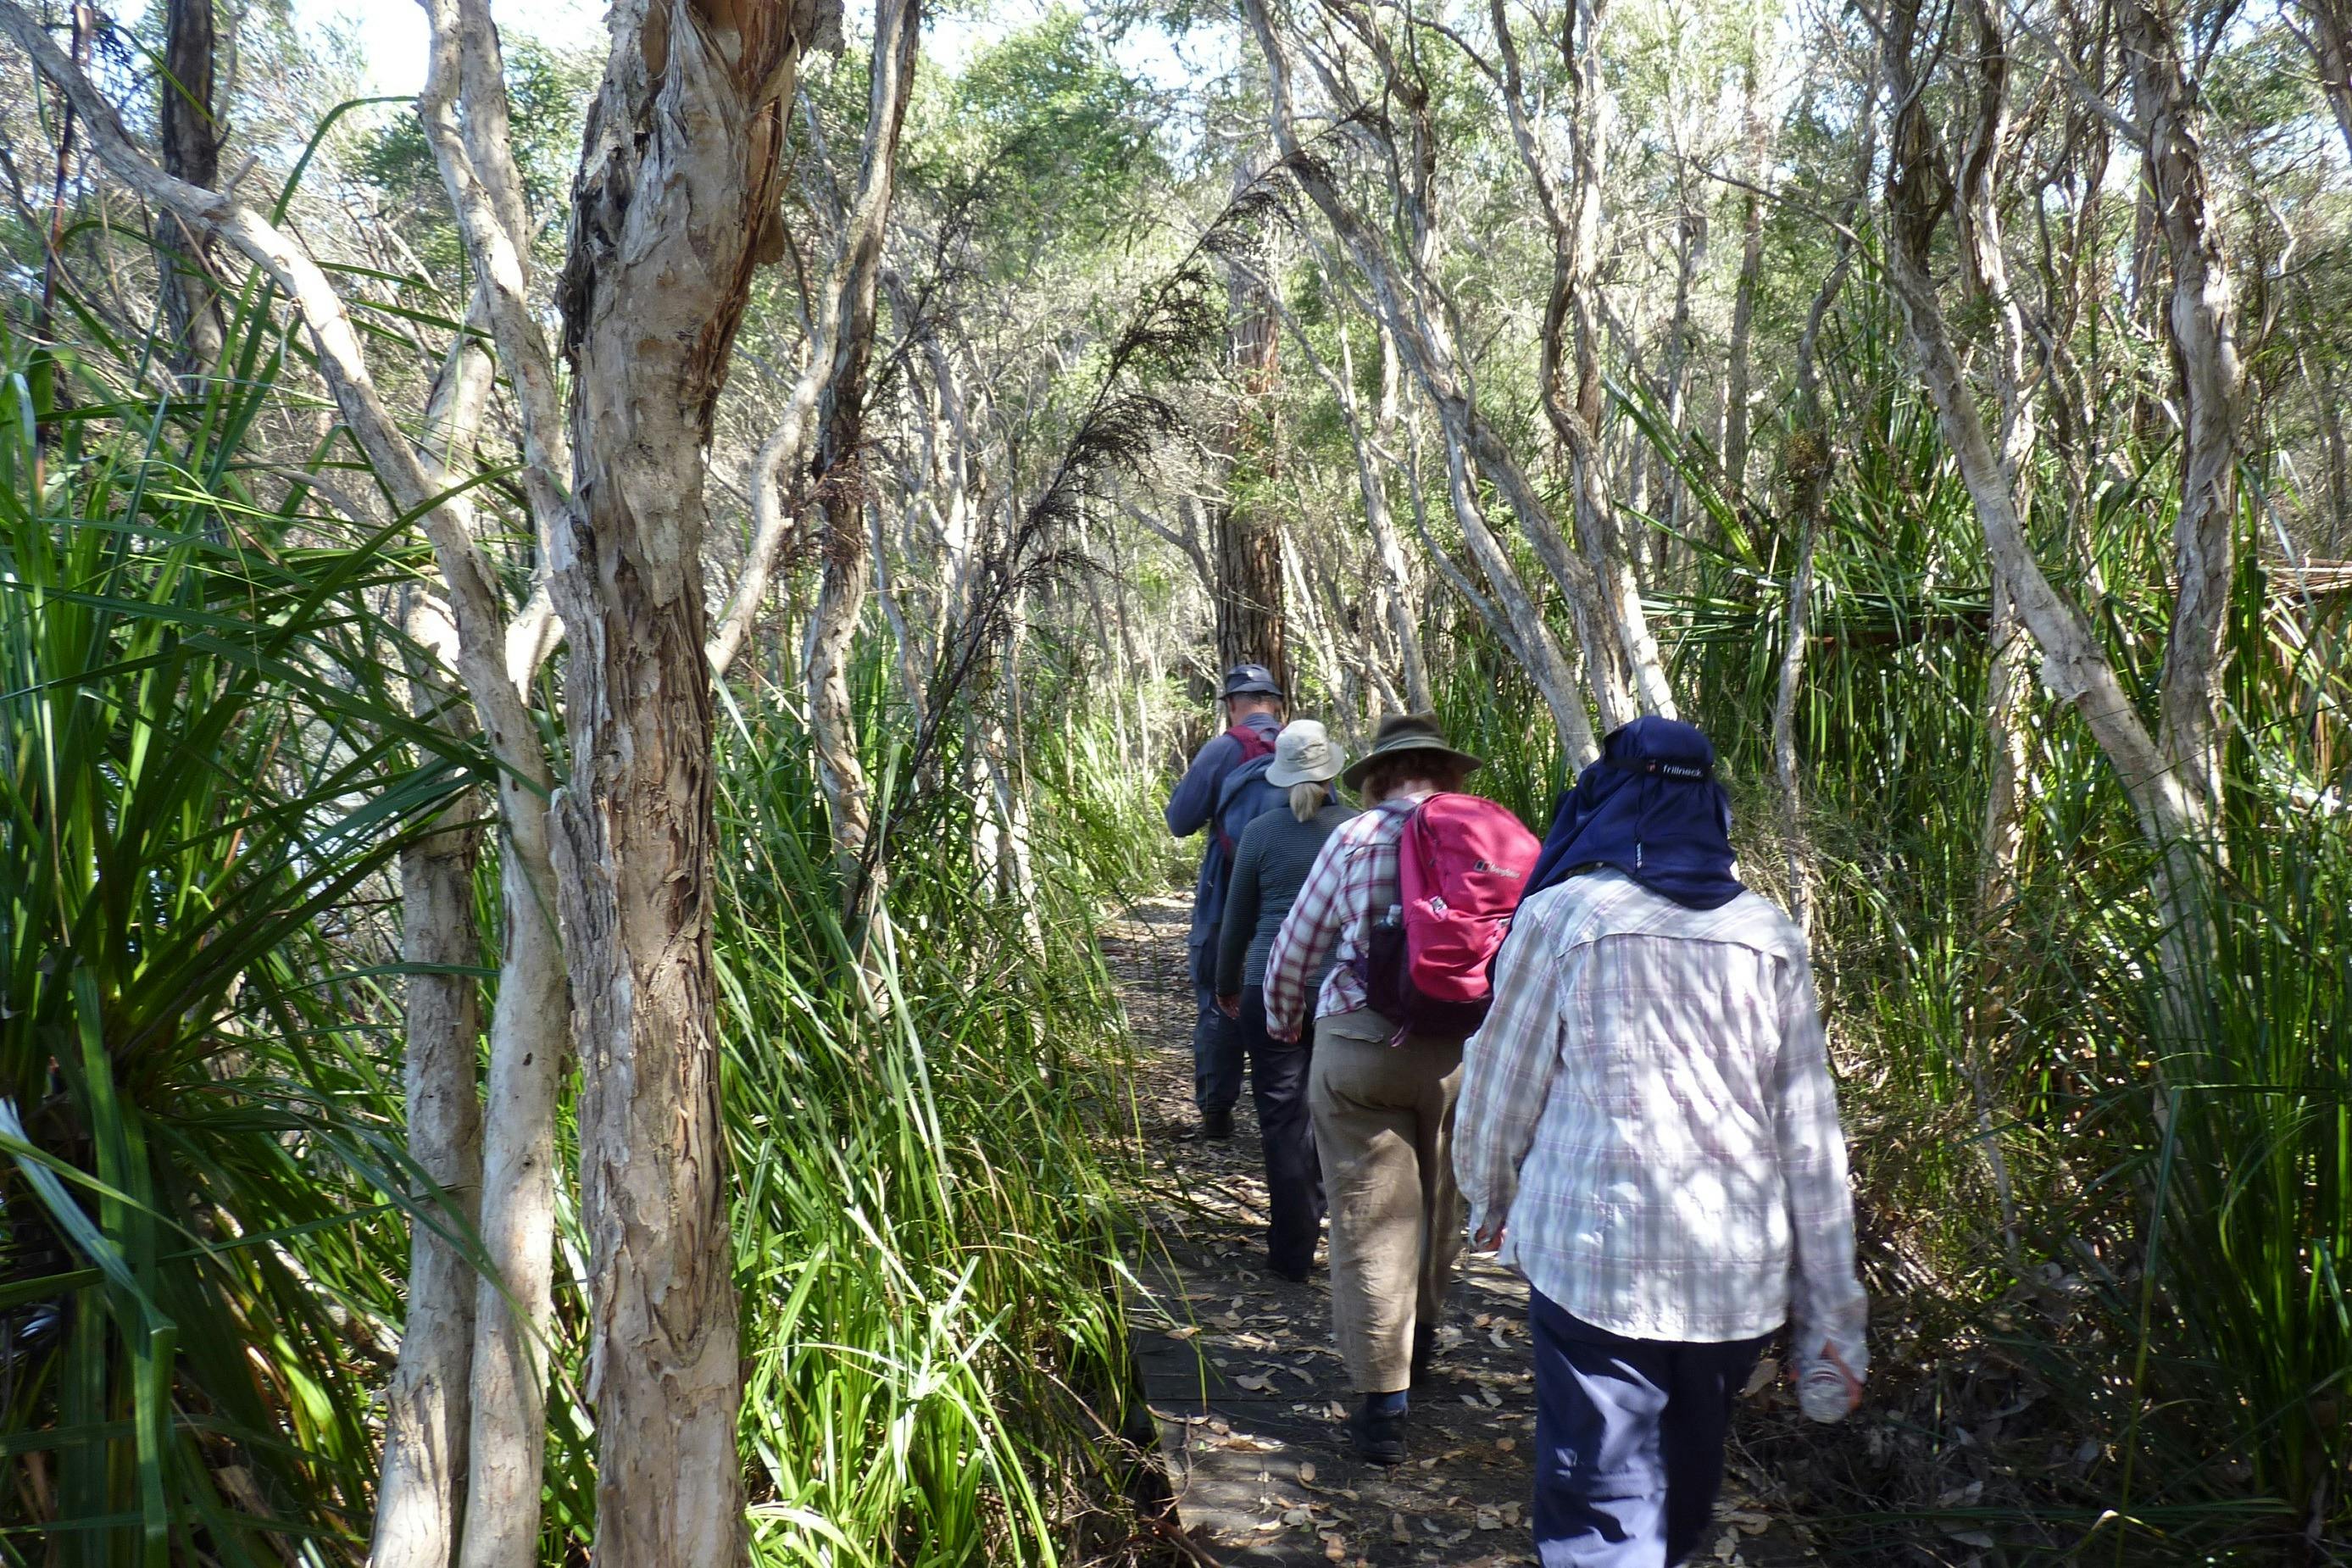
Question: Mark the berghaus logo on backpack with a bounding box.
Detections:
[1356,793,1541,1039]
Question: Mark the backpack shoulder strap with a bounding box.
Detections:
[1226,720,1279,762]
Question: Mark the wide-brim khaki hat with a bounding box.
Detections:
[1267,720,1344,787]
[1338,712,1484,791]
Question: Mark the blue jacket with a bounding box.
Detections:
[1166,711,1282,948]
[1214,756,1290,870]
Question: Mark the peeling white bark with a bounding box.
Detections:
[1444,435,1600,767]
[801,0,920,906]
[553,3,840,1561]
[367,290,503,1568]
[402,14,581,1565]
[450,794,564,1568]
[374,590,487,1568]
[420,0,575,683]
[2122,0,2246,835]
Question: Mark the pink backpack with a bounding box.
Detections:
[1361,793,1541,1037]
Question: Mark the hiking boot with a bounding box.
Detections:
[1198,1108,1235,1142]
[1410,1323,1437,1384]
[1348,1393,1408,1465]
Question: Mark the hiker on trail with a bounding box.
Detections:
[1261,713,1495,1466]
[1453,717,1868,1568]
[1214,720,1354,1282]
[1165,663,1285,1140]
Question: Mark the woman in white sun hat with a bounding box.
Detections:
[1214,720,1355,1281]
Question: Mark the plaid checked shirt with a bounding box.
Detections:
[1454,871,1868,1366]
[1261,793,1427,1041]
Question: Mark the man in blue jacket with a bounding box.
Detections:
[1165,664,1285,1139]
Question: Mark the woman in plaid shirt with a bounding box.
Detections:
[1454,718,1866,1568]
[1263,713,1487,1465]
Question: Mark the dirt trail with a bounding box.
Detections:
[1102,896,1824,1568]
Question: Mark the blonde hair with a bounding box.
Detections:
[1289,781,1325,822]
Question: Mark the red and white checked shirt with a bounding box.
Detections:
[1261,792,1428,1041]
[1454,870,1869,1363]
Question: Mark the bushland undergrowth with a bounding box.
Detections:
[1417,295,2351,1560]
[0,322,1181,1564]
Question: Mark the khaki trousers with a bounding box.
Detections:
[1309,1009,1465,1393]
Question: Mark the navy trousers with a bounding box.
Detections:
[1237,986,1324,1275]
[1530,1288,1771,1568]
[1188,940,1245,1115]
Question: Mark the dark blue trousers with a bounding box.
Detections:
[1188,940,1245,1114]
[1237,986,1323,1275]
[1530,1287,1771,1568]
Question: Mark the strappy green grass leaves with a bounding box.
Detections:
[714,680,1148,1566]
[0,331,471,1563]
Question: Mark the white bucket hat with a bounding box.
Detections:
[1266,720,1345,787]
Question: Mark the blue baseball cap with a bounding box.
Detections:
[1219,663,1284,699]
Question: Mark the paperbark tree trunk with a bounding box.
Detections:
[2302,344,2352,554]
[379,802,484,1560]
[374,592,490,1568]
[407,19,583,1568]
[1657,179,1702,541]
[423,0,577,687]
[1949,0,2041,941]
[158,0,222,379]
[1721,50,1769,505]
[552,3,839,1562]
[1879,0,2238,1000]
[714,3,917,690]
[1363,321,1431,710]
[1257,236,1428,710]
[369,297,505,1568]
[1475,0,1673,724]
[802,0,918,912]
[450,815,565,1568]
[1277,519,1337,710]
[1976,575,2034,920]
[1443,434,1599,766]
[2122,0,2247,837]
[1559,0,1671,720]
[1769,97,1873,937]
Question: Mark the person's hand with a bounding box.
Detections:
[1217,993,1242,1020]
[1794,1340,1864,1415]
[1267,1024,1300,1044]
[1472,1219,1505,1250]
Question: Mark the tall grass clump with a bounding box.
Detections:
[711,677,1150,1565]
[1031,708,1191,904]
[0,330,464,1563]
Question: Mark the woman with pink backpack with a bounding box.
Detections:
[1262,713,1539,1465]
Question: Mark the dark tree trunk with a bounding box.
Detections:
[1212,260,1287,692]
[158,0,222,377]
